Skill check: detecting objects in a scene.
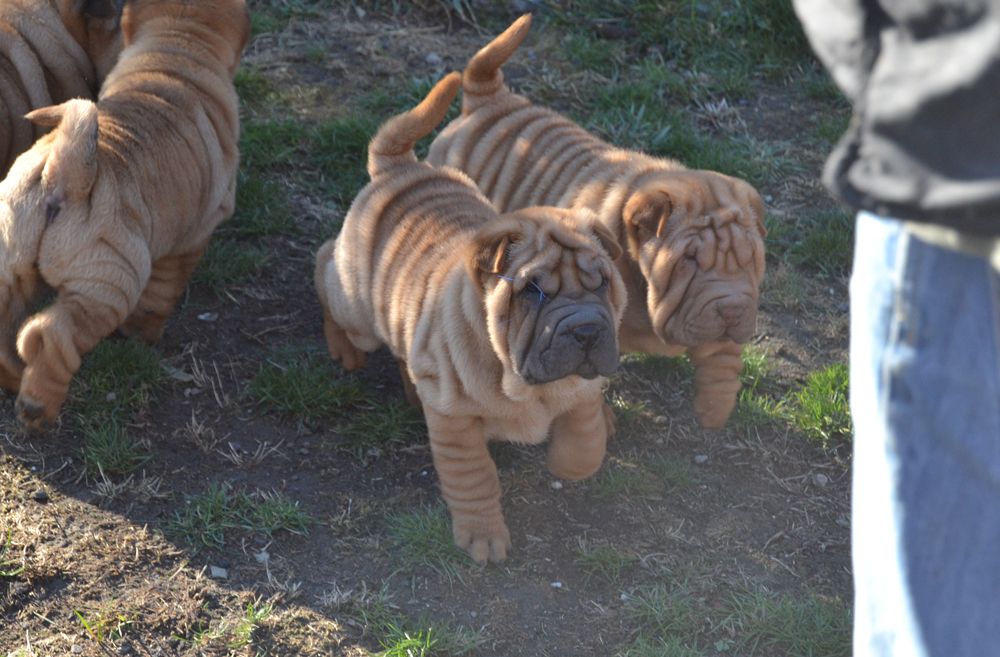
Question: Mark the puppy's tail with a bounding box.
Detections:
[462,14,532,115]
[25,98,99,218]
[367,71,461,177]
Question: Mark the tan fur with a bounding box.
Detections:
[0,0,249,428]
[428,15,768,428]
[0,0,124,174]
[315,73,627,563]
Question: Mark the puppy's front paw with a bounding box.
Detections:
[452,516,511,564]
[15,393,52,431]
[693,389,737,429]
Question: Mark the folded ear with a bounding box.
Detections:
[25,99,99,221]
[590,220,623,262]
[466,222,521,287]
[623,189,672,252]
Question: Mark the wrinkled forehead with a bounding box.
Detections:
[651,172,762,236]
[505,214,609,295]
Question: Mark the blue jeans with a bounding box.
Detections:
[851,212,1000,656]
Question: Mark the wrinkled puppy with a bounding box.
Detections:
[428,15,767,428]
[315,73,627,563]
[0,0,249,427]
[0,0,124,173]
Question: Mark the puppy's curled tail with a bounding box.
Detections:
[367,72,462,177]
[462,14,532,115]
[26,99,99,217]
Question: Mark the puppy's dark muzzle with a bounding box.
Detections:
[523,305,619,384]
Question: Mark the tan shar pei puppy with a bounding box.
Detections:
[0,0,124,173]
[428,15,768,428]
[315,73,628,563]
[0,0,249,428]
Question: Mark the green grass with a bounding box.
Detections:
[646,456,694,490]
[740,344,770,390]
[621,353,694,383]
[623,582,850,657]
[169,483,311,551]
[80,419,150,477]
[733,344,785,429]
[788,363,852,448]
[246,344,366,421]
[809,111,851,147]
[626,583,701,637]
[622,636,705,657]
[582,93,793,188]
[377,627,437,657]
[385,505,468,580]
[550,0,811,87]
[192,238,269,292]
[241,119,309,171]
[307,116,379,205]
[342,399,425,455]
[75,607,134,646]
[759,263,811,312]
[247,0,322,35]
[235,66,274,105]
[725,588,851,657]
[576,541,637,583]
[0,530,24,579]
[788,209,854,277]
[607,393,648,435]
[188,598,275,651]
[230,169,297,237]
[72,338,164,419]
[589,462,657,500]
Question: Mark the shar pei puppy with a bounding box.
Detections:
[428,15,768,428]
[315,73,627,563]
[0,0,250,427]
[0,0,124,173]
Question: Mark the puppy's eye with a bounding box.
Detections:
[520,278,546,304]
[598,275,609,290]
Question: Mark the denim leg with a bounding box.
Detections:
[851,211,1000,657]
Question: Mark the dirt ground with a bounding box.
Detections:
[2,3,851,656]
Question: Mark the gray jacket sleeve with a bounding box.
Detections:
[792,0,1000,236]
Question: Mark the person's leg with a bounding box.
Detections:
[851,211,1000,657]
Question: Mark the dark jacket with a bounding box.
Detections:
[793,0,1000,236]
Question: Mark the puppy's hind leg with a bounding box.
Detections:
[315,240,370,370]
[321,308,368,371]
[119,245,208,343]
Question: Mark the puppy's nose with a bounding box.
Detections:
[716,301,747,326]
[571,323,602,349]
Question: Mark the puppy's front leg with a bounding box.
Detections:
[689,340,743,429]
[15,259,143,428]
[547,394,609,481]
[425,408,511,564]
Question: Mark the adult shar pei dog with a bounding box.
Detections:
[0,0,250,427]
[428,15,767,428]
[315,73,628,563]
[0,0,124,173]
